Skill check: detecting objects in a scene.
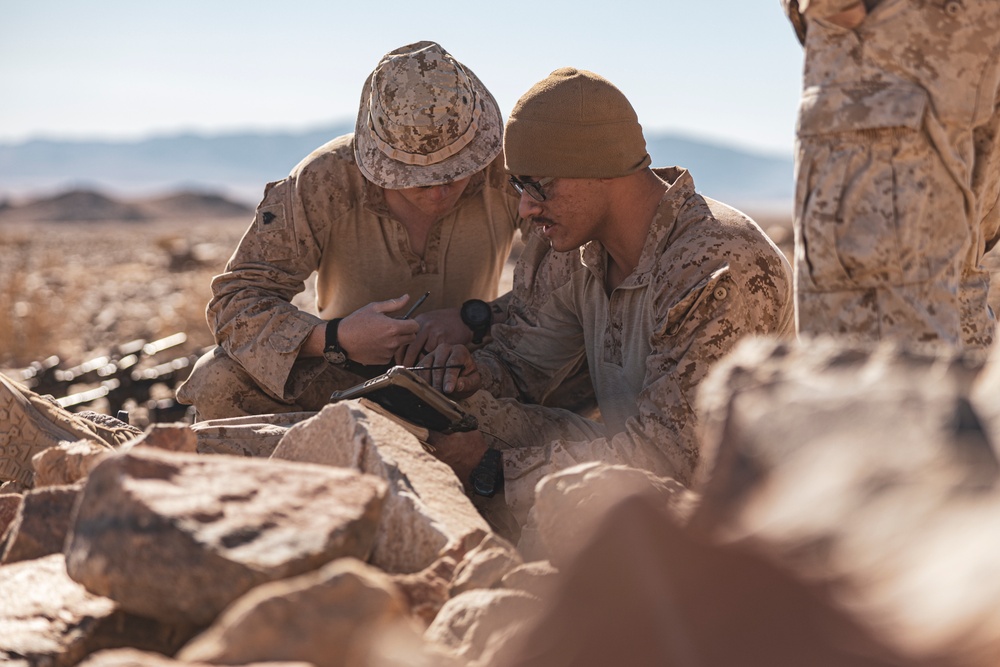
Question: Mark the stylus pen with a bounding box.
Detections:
[400,291,430,320]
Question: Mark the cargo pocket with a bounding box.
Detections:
[796,83,941,291]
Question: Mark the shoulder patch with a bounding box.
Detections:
[255,202,287,231]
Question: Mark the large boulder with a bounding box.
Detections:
[0,554,196,666]
[176,558,417,667]
[491,492,907,667]
[692,336,1000,665]
[65,446,387,626]
[272,401,491,574]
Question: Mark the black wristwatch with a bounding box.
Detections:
[460,299,493,345]
[470,448,504,497]
[323,318,349,365]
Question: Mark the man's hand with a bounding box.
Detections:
[338,295,420,365]
[396,307,472,367]
[427,429,489,494]
[416,344,482,395]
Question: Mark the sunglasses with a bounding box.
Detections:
[508,175,555,202]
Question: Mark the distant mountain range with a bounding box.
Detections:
[0,123,794,214]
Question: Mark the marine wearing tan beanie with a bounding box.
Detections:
[504,67,652,179]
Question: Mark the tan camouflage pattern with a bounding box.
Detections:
[789,0,1000,352]
[175,135,588,420]
[473,167,794,499]
[180,137,522,406]
[498,229,594,413]
[354,41,503,189]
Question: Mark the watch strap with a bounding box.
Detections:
[470,448,504,497]
[323,318,348,365]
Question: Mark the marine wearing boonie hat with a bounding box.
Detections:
[354,41,503,189]
[504,67,651,179]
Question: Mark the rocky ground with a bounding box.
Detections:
[0,189,793,429]
[4,190,1000,666]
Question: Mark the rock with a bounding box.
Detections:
[449,532,523,595]
[424,588,543,666]
[121,422,197,453]
[79,648,314,666]
[65,446,387,626]
[176,557,417,667]
[389,553,458,626]
[526,461,692,566]
[32,440,112,487]
[0,493,23,538]
[191,412,317,458]
[272,402,490,573]
[1,483,81,564]
[0,554,197,666]
[499,561,559,600]
[692,336,1000,665]
[493,492,907,667]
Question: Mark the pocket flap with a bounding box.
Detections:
[797,82,928,136]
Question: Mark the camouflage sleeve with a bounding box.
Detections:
[207,177,326,399]
[564,266,755,486]
[500,229,585,326]
[475,278,587,403]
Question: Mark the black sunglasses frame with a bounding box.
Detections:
[508,175,555,202]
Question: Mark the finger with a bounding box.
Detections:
[371,294,410,316]
[414,349,438,384]
[401,332,429,367]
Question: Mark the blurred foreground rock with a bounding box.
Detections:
[690,336,1000,666]
[5,341,1000,666]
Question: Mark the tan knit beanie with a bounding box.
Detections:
[504,67,651,179]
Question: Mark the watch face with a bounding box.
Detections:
[323,347,347,365]
[461,299,492,327]
[471,449,503,497]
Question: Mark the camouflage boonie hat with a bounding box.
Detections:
[354,41,503,189]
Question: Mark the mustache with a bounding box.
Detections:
[531,216,554,226]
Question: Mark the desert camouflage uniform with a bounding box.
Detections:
[176,136,586,419]
[463,168,794,526]
[783,0,1000,351]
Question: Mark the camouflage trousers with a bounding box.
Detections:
[175,346,373,421]
[459,390,611,529]
[794,124,997,353]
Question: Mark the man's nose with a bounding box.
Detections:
[427,184,452,201]
[517,193,543,219]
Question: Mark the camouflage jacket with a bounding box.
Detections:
[208,133,530,399]
[476,167,795,484]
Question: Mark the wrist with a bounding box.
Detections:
[323,318,349,365]
[470,449,503,498]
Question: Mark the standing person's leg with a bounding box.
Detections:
[794,122,970,347]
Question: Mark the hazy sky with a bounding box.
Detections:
[1,1,805,156]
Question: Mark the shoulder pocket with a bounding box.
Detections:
[662,265,733,337]
[252,180,298,262]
